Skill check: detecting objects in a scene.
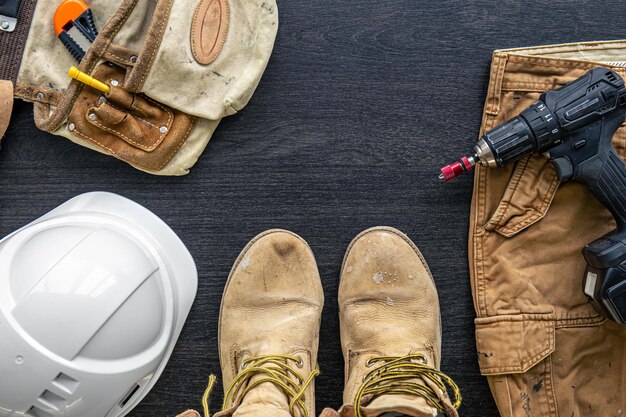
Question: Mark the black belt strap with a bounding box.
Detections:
[0,0,21,18]
[0,0,35,82]
[0,0,20,31]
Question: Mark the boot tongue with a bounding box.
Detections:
[231,378,294,417]
[362,392,438,417]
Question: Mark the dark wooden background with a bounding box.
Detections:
[2,1,626,415]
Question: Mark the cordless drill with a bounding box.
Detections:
[440,67,626,324]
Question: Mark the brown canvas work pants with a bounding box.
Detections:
[470,41,626,417]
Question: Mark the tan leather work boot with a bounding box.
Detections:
[329,227,461,417]
[214,229,324,417]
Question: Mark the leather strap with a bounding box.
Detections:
[0,0,35,81]
[0,80,13,140]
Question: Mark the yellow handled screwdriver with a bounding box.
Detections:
[68,66,110,94]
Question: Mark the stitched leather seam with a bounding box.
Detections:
[106,51,129,62]
[88,98,170,151]
[190,0,202,58]
[72,116,192,172]
[156,117,195,170]
[90,117,163,151]
[14,84,63,106]
[132,112,158,129]
[72,128,122,160]
[88,94,174,151]
[191,0,230,65]
[103,50,135,66]
[139,0,173,87]
[141,93,174,129]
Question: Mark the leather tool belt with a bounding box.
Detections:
[0,0,278,175]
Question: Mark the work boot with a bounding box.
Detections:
[214,229,324,417]
[331,227,461,417]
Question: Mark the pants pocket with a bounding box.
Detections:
[483,154,560,237]
[475,314,555,375]
[475,314,557,417]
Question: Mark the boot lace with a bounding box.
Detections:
[201,354,319,417]
[354,354,462,417]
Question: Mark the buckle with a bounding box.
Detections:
[0,15,16,32]
[0,0,20,32]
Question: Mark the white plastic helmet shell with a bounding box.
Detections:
[0,192,198,417]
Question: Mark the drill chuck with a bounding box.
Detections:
[439,115,536,181]
[439,100,561,181]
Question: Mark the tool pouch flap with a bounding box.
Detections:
[68,63,195,171]
[475,313,556,375]
[483,154,560,238]
[9,0,278,175]
[124,0,278,120]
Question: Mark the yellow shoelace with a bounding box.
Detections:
[354,354,462,417]
[200,354,319,417]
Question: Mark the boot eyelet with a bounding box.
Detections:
[240,361,249,370]
[296,357,304,368]
[365,358,375,368]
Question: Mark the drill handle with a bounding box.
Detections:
[550,104,626,235]
[581,148,626,235]
[580,148,626,324]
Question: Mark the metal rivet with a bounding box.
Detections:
[36,92,44,100]
[130,55,138,63]
[110,79,119,87]
[89,113,97,121]
[1,22,9,30]
[99,95,107,104]
[68,123,76,132]
[159,126,168,134]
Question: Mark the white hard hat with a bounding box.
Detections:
[0,192,198,417]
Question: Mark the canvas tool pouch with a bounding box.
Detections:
[0,0,278,175]
[470,41,626,417]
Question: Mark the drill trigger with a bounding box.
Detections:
[551,156,574,181]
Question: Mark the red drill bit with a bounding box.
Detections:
[439,156,476,181]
